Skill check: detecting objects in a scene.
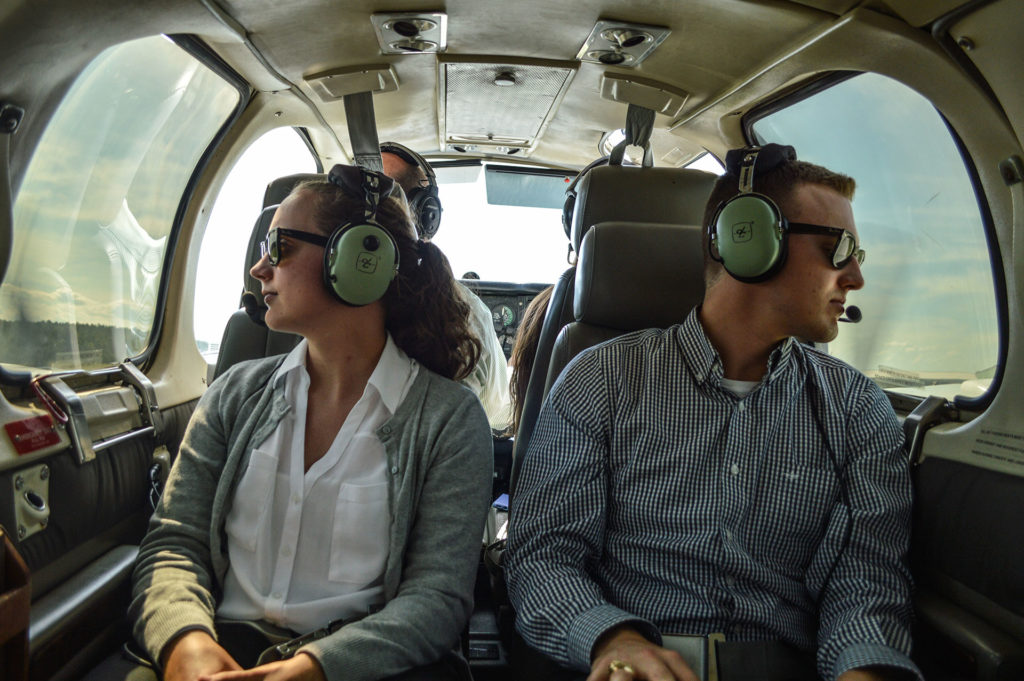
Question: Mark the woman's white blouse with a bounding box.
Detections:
[218,335,418,633]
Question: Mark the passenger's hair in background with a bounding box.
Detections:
[509,285,554,436]
[700,158,856,285]
[292,179,481,381]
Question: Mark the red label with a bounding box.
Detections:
[5,414,60,455]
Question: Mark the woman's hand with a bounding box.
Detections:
[197,653,326,681]
[162,630,242,681]
[587,627,699,681]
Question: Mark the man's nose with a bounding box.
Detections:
[840,257,865,290]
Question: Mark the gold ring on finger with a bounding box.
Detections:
[609,660,636,675]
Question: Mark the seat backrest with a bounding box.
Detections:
[511,166,716,492]
[508,221,705,495]
[547,221,705,392]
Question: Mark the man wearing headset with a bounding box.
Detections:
[380,142,512,433]
[506,145,920,681]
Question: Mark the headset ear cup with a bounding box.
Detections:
[323,222,400,306]
[562,193,576,240]
[406,187,442,240]
[713,193,787,283]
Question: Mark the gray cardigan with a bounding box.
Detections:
[129,354,493,680]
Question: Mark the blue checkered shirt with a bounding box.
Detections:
[507,308,920,680]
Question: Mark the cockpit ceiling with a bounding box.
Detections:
[0,0,981,170]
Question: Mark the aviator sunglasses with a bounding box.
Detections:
[788,222,866,269]
[260,227,329,266]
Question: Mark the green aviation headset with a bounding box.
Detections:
[708,144,798,283]
[323,164,400,306]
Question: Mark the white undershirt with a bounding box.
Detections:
[720,377,758,397]
[218,335,418,633]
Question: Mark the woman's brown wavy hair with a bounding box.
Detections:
[291,178,481,382]
[509,284,553,436]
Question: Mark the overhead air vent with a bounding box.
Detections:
[439,57,577,155]
[371,12,448,54]
[576,20,670,68]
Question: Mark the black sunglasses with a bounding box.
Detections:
[788,222,866,269]
[260,227,328,266]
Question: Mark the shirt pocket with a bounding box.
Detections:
[225,449,278,553]
[328,481,390,585]
[751,465,837,568]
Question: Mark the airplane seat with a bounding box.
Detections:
[547,220,706,407]
[511,166,716,495]
[212,204,302,381]
[262,172,325,209]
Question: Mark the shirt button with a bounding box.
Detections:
[381,425,392,434]
[730,464,739,475]
[282,546,292,557]
[390,465,399,474]
[724,575,736,587]
[272,592,282,600]
[724,529,733,540]
[291,494,301,505]
[737,401,746,412]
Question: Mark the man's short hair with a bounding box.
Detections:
[701,158,856,286]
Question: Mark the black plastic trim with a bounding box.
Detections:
[133,34,253,372]
[944,112,1007,412]
[294,126,324,173]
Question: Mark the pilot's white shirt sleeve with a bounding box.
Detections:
[457,282,511,431]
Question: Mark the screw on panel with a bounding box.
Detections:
[18,525,26,539]
[40,465,50,480]
[956,36,975,51]
[14,475,24,490]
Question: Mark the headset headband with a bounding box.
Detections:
[379,141,437,185]
[327,164,396,218]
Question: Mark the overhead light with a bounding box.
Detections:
[372,12,447,54]
[494,71,517,87]
[576,20,670,68]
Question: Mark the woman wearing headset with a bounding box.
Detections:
[129,165,493,681]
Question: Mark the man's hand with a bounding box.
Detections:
[198,652,326,681]
[162,630,242,681]
[587,627,699,681]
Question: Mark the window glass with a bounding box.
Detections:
[193,128,317,362]
[0,36,239,371]
[751,73,998,400]
[432,165,568,283]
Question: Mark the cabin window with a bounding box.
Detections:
[193,127,318,363]
[750,73,998,402]
[0,35,239,371]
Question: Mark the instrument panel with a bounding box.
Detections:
[461,281,550,359]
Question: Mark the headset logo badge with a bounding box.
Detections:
[356,252,379,273]
[731,221,754,243]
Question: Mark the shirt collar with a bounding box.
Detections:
[272,334,414,414]
[678,307,797,388]
[367,334,415,414]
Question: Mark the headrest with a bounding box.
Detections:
[574,221,705,330]
[244,205,277,296]
[262,173,326,209]
[571,166,717,252]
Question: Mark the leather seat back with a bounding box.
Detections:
[511,166,716,495]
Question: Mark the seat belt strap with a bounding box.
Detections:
[609,103,655,167]
[343,91,383,173]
